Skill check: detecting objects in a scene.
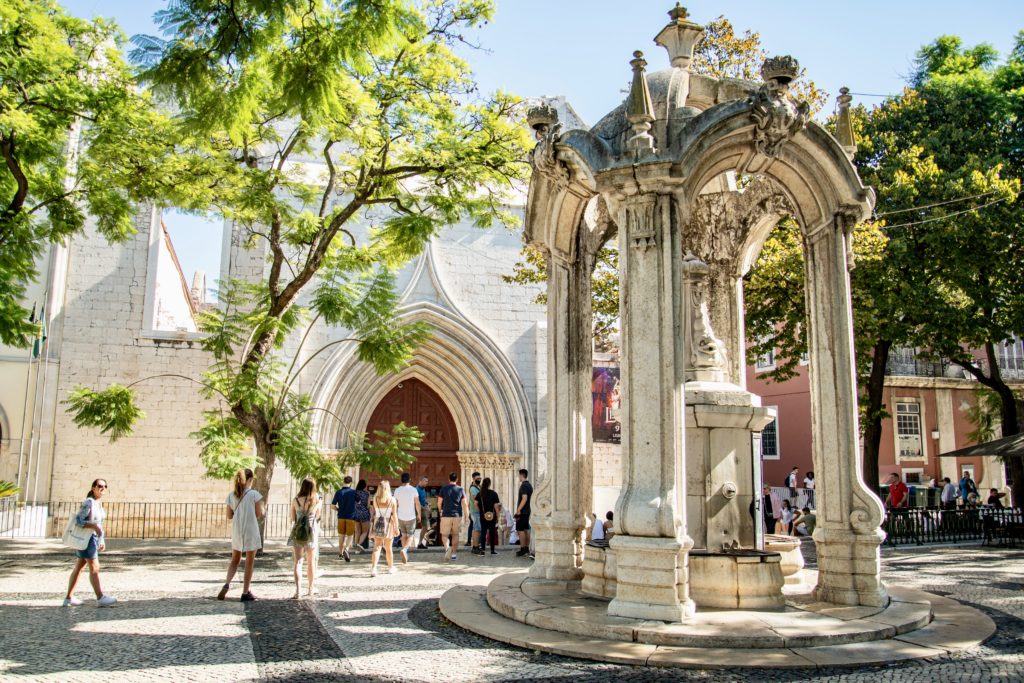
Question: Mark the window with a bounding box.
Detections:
[760,413,779,460]
[895,401,923,460]
[143,207,227,337]
[755,347,776,372]
[903,468,924,485]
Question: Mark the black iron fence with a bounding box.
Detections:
[882,506,1024,546]
[0,501,342,541]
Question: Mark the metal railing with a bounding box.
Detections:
[0,501,344,541]
[882,507,1024,546]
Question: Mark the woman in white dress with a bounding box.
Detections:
[288,477,322,598]
[368,481,399,577]
[218,469,264,602]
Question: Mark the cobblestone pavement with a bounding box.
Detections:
[0,542,1021,681]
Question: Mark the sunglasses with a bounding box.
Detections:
[95,484,108,490]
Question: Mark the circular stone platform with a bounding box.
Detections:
[439,570,996,668]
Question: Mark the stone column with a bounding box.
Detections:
[608,193,695,621]
[803,208,887,607]
[529,247,593,581]
[458,452,520,519]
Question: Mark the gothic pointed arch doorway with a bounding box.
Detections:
[362,378,459,489]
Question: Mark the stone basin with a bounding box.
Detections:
[689,548,785,609]
[764,534,806,585]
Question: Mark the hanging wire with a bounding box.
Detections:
[874,189,1005,218]
[846,92,896,98]
[878,195,1012,230]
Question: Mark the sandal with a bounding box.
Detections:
[217,583,229,601]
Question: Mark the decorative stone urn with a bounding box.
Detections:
[764,534,806,585]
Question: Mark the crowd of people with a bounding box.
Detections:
[62,468,537,605]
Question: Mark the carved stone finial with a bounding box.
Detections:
[749,55,811,158]
[655,4,705,70]
[760,55,801,86]
[626,51,656,154]
[835,86,857,159]
[527,104,559,140]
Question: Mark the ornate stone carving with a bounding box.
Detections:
[835,205,862,271]
[527,104,569,187]
[750,55,810,158]
[626,51,656,154]
[623,196,656,250]
[681,251,728,377]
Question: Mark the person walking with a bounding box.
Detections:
[786,467,799,505]
[514,469,533,558]
[415,475,432,548]
[219,469,264,602]
[940,477,958,510]
[780,499,794,535]
[475,477,501,555]
[288,477,322,598]
[803,471,815,508]
[64,478,117,607]
[330,476,357,561]
[394,473,421,563]
[885,473,909,510]
[369,481,400,576]
[959,471,978,508]
[352,479,371,552]
[437,472,468,561]
[468,472,483,555]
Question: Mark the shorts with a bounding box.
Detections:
[440,516,462,538]
[515,513,531,532]
[470,512,481,530]
[337,518,357,536]
[76,535,99,560]
[398,518,416,536]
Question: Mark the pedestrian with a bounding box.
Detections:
[761,485,781,534]
[959,471,978,507]
[502,504,518,546]
[330,475,357,561]
[437,472,468,561]
[468,471,483,555]
[793,506,816,536]
[603,511,614,540]
[780,499,794,535]
[218,468,264,602]
[394,472,421,563]
[288,477,321,598]
[63,478,117,607]
[475,477,501,555]
[514,468,533,558]
[787,467,799,504]
[940,477,958,510]
[885,473,909,510]
[415,475,432,548]
[986,488,1006,508]
[803,471,815,508]
[369,480,399,576]
[353,479,371,551]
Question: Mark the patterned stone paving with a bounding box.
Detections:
[0,542,1021,681]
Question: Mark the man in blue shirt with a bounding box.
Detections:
[416,475,431,549]
[331,476,357,562]
[437,472,468,562]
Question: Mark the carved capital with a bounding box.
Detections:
[835,205,862,271]
[750,76,810,159]
[622,196,657,250]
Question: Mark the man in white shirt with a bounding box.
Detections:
[940,477,958,510]
[394,472,421,564]
[803,471,815,509]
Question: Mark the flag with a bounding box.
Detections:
[31,304,46,359]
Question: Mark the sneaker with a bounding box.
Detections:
[240,592,256,602]
[388,566,397,575]
[516,548,528,557]
[62,597,82,607]
[450,553,458,561]
[217,583,230,601]
[370,567,378,577]
[401,548,408,564]
[444,546,452,562]
[528,553,535,560]
[342,549,351,563]
[96,595,117,608]
[490,550,498,555]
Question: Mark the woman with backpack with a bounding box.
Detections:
[288,477,322,598]
[218,468,264,602]
[352,479,371,552]
[474,477,501,555]
[368,480,399,576]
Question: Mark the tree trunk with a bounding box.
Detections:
[861,339,891,497]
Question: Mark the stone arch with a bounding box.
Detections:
[309,303,536,466]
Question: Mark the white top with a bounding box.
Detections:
[227,488,263,552]
[591,518,606,541]
[941,482,958,502]
[782,508,794,524]
[395,485,419,521]
[787,472,798,487]
[803,477,814,490]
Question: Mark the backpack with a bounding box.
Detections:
[290,500,315,546]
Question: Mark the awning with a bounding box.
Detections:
[936,432,1024,459]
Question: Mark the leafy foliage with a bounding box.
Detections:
[0,480,20,499]
[63,385,145,440]
[0,0,184,346]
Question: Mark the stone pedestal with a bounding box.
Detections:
[608,535,695,621]
[581,543,617,598]
[814,528,888,607]
[689,550,784,609]
[531,511,585,581]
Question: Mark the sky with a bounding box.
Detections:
[61,0,1024,283]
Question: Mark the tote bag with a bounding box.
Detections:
[62,517,93,550]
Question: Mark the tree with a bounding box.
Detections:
[0,0,183,347]
[65,0,529,501]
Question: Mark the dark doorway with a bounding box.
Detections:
[363,378,459,489]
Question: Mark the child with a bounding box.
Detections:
[781,499,794,535]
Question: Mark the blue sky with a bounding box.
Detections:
[62,0,1024,282]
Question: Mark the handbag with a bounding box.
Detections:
[62,516,93,550]
[483,511,495,522]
